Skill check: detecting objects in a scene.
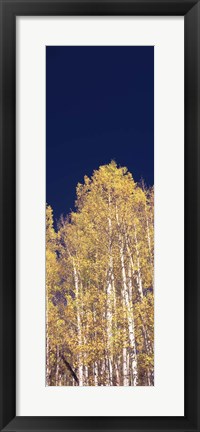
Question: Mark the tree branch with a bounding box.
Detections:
[61,354,79,385]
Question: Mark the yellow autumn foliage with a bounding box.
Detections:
[46,162,154,386]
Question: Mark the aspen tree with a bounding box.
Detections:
[46,162,154,386]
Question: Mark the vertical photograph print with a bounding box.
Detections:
[46,46,154,387]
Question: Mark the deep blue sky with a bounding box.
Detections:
[46,46,154,221]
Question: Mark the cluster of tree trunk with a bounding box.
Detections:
[46,161,154,386]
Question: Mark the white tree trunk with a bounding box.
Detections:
[73,260,83,386]
[108,358,113,385]
[105,358,110,386]
[84,365,89,386]
[55,345,60,386]
[125,225,152,384]
[134,224,143,300]
[46,319,50,386]
[94,362,98,386]
[144,200,154,285]
[101,359,105,385]
[115,359,120,386]
[119,238,138,386]
[106,195,114,385]
[122,347,129,386]
[115,206,138,386]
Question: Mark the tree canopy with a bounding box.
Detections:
[46,162,154,386]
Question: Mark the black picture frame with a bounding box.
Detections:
[0,0,199,431]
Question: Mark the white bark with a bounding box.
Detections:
[84,365,89,386]
[122,347,129,386]
[73,259,83,386]
[101,359,105,385]
[119,234,138,385]
[134,224,143,300]
[108,358,113,386]
[106,194,114,385]
[125,225,152,384]
[115,206,138,385]
[144,200,154,285]
[94,362,98,386]
[46,318,50,386]
[115,360,120,386]
[55,345,60,386]
[105,358,110,386]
